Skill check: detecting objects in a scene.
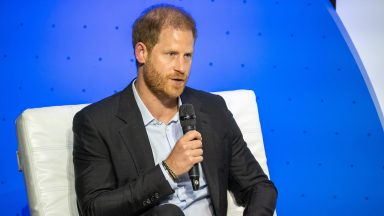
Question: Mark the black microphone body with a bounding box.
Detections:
[179,104,200,191]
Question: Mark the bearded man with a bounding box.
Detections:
[73,4,277,216]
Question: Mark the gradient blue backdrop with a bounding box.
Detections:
[1,0,383,215]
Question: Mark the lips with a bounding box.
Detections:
[171,78,185,81]
[169,76,186,82]
[169,77,186,86]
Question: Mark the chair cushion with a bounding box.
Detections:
[213,90,271,216]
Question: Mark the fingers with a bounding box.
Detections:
[185,151,203,164]
[186,141,203,164]
[191,139,202,148]
[195,156,203,163]
[181,130,202,142]
[178,130,202,152]
[190,148,203,157]
[165,130,204,176]
[182,139,202,150]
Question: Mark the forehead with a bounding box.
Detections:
[155,27,194,49]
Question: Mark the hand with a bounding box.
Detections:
[165,130,203,176]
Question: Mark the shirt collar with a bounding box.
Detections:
[132,79,182,126]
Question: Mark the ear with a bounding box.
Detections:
[134,42,148,65]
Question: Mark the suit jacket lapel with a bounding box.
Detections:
[181,88,221,214]
[116,85,222,213]
[116,82,155,174]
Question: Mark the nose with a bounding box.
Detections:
[174,56,188,74]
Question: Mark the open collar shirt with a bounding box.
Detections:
[132,81,214,216]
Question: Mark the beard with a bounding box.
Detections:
[142,58,188,99]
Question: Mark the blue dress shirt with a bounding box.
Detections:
[132,82,214,216]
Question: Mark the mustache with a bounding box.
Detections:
[168,75,188,81]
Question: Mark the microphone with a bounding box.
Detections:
[179,104,200,191]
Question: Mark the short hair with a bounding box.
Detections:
[132,4,197,53]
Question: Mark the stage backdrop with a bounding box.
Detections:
[1,0,383,215]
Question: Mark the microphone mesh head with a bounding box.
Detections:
[179,104,196,128]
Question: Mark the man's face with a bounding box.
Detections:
[142,27,194,99]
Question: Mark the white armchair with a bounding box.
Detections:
[16,90,275,216]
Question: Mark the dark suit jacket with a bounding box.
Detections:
[73,83,277,216]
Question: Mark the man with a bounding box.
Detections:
[73,4,277,216]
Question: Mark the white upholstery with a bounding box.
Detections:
[16,90,274,216]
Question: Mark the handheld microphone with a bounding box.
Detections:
[179,104,200,191]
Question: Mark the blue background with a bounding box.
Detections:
[1,0,383,215]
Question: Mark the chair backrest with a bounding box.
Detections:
[16,90,272,216]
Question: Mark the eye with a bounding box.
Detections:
[184,53,192,59]
[167,52,177,56]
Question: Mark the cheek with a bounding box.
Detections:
[160,59,174,71]
[152,58,170,73]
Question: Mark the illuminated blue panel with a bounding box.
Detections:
[0,0,383,215]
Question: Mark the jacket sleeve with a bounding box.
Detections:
[222,99,278,216]
[72,110,174,216]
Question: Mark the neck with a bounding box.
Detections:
[134,77,179,124]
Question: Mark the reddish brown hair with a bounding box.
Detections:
[132,4,197,53]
